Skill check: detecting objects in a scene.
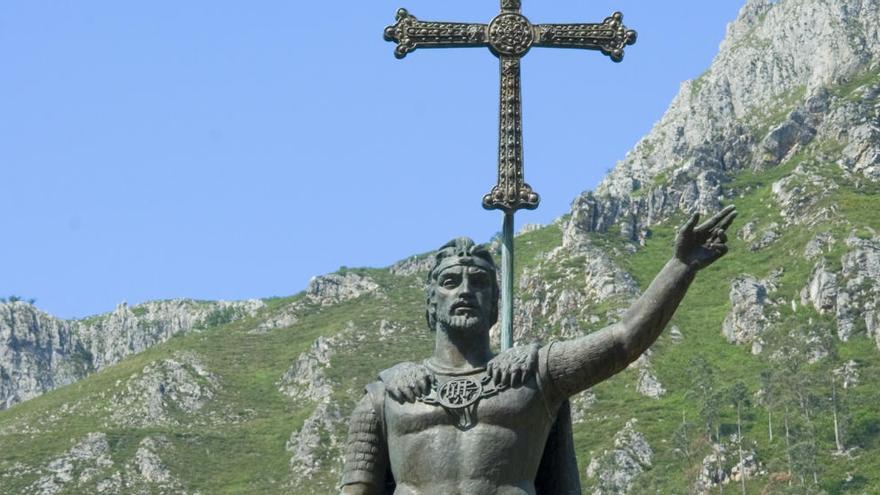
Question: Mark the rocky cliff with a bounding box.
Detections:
[565,0,880,245]
[0,299,263,409]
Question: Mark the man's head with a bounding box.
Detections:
[426,238,499,334]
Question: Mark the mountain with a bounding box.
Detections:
[2,0,880,493]
[0,299,264,409]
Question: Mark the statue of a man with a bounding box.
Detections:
[339,206,737,494]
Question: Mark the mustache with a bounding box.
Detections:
[451,300,479,311]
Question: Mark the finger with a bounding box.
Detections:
[388,387,403,403]
[712,231,728,244]
[500,368,511,387]
[493,366,503,386]
[419,375,430,396]
[526,351,538,373]
[696,205,736,232]
[716,209,738,232]
[402,385,415,403]
[680,213,700,235]
[711,243,729,257]
[512,367,524,388]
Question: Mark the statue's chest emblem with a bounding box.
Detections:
[437,377,482,409]
[418,374,508,430]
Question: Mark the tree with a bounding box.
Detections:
[764,326,822,487]
[673,409,693,461]
[759,369,777,443]
[687,355,721,442]
[727,381,751,495]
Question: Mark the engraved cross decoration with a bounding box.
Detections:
[384,1,637,350]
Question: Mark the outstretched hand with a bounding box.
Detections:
[675,205,737,271]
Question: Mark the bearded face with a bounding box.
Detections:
[432,265,496,335]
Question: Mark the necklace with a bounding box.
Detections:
[417,360,509,430]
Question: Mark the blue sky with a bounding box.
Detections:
[0,1,745,319]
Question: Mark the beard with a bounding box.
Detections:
[437,310,485,334]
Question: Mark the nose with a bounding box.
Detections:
[457,273,477,297]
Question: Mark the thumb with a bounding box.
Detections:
[680,213,699,235]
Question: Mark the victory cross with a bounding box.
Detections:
[340,2,737,494]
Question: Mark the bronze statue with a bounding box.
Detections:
[339,205,738,494]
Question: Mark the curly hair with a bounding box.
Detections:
[425,237,499,331]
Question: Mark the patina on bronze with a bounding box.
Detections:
[339,206,738,494]
[384,1,637,350]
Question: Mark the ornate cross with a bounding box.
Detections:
[384,1,637,349]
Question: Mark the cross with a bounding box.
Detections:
[384,1,637,350]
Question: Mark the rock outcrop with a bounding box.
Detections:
[586,419,653,495]
[722,275,772,353]
[562,0,880,241]
[281,323,361,483]
[0,299,263,410]
[13,432,193,495]
[633,352,666,399]
[800,235,880,344]
[306,272,380,306]
[693,443,764,495]
[110,352,221,427]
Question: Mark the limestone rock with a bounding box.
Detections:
[307,272,380,306]
[279,336,335,403]
[722,276,771,353]
[112,436,192,493]
[25,432,114,495]
[516,223,543,236]
[389,254,434,277]
[110,352,221,427]
[748,223,780,252]
[694,443,763,494]
[730,450,764,483]
[804,231,835,259]
[570,389,598,424]
[694,444,729,494]
[564,0,880,246]
[738,221,758,243]
[0,298,262,410]
[254,302,301,333]
[838,236,880,343]
[79,299,264,370]
[771,166,838,226]
[799,236,880,343]
[280,325,361,484]
[835,360,860,389]
[586,419,653,495]
[801,260,839,314]
[0,301,90,409]
[633,352,665,399]
[512,243,638,341]
[287,401,343,481]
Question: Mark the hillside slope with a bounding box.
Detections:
[2,0,880,493]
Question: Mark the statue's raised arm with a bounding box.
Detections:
[541,206,737,402]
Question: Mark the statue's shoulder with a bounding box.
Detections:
[377,360,428,384]
[378,360,423,376]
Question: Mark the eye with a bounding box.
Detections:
[471,273,490,287]
[440,276,459,288]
